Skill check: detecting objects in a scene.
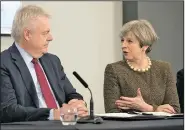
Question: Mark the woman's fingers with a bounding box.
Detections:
[116,99,131,109]
[164,106,175,114]
[162,108,174,114]
[156,104,176,114]
[120,96,133,102]
[115,100,132,107]
[117,106,130,110]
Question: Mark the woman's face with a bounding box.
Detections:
[121,32,146,61]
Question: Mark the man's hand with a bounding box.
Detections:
[68,99,88,117]
[53,99,88,120]
[155,104,176,114]
[53,109,60,120]
[115,88,153,112]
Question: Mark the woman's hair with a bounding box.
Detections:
[119,19,159,53]
[11,5,50,43]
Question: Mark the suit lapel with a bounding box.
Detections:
[10,44,39,108]
[39,55,64,106]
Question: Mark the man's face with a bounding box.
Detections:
[24,16,53,58]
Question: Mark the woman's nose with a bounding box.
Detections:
[122,40,127,48]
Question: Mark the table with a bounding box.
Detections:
[1,118,183,130]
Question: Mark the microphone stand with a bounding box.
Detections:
[73,71,103,124]
[77,87,103,124]
[88,87,94,119]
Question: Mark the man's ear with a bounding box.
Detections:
[23,28,31,41]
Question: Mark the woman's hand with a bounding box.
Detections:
[115,88,153,112]
[155,104,176,114]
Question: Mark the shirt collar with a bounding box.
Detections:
[15,42,33,65]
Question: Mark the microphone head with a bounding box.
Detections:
[73,71,88,88]
[73,71,77,76]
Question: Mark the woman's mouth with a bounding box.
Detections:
[123,51,128,54]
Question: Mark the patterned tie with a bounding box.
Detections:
[32,58,57,109]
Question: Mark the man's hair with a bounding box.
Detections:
[11,5,50,43]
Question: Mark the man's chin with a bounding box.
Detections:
[42,49,48,54]
[38,51,47,58]
[42,51,47,54]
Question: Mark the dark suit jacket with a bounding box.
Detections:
[0,43,83,122]
[176,69,184,113]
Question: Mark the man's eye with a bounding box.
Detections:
[43,31,49,35]
[121,39,124,42]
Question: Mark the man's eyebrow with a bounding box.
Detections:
[42,30,50,34]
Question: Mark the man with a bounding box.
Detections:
[176,69,184,113]
[1,5,88,123]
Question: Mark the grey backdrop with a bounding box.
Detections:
[122,1,184,75]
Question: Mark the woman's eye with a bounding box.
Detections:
[121,39,124,42]
[128,40,132,43]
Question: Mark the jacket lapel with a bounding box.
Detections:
[39,55,64,106]
[10,43,39,108]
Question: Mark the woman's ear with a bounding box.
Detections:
[142,46,149,52]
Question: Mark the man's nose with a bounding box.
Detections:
[48,33,53,41]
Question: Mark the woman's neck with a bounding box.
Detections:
[129,55,149,69]
[126,55,152,72]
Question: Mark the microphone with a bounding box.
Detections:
[73,71,103,124]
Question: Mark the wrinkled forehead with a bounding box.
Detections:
[30,16,49,25]
[28,16,50,30]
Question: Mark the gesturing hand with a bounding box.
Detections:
[115,88,153,112]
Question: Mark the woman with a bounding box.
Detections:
[104,19,180,113]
